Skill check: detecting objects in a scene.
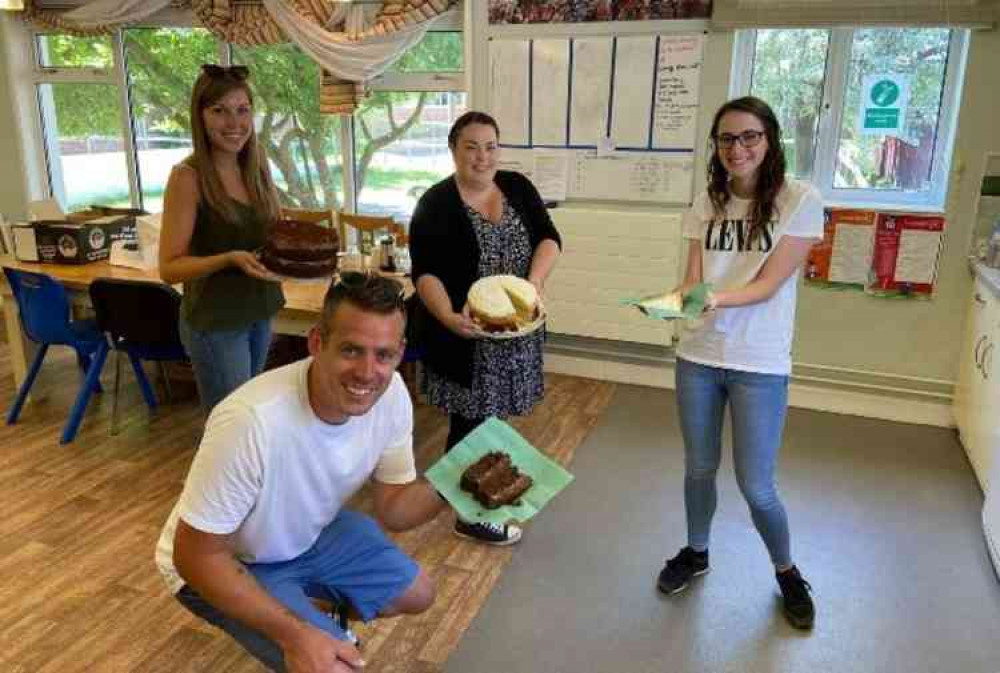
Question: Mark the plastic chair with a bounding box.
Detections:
[3,268,106,439]
[64,278,188,441]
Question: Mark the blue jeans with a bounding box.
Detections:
[176,510,419,672]
[674,357,792,568]
[178,316,273,415]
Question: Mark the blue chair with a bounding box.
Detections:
[3,268,107,441]
[70,278,189,438]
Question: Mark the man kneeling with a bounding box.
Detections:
[155,273,448,672]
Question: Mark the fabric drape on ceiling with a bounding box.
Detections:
[20,0,458,113]
[712,0,1000,28]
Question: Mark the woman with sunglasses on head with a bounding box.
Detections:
[656,96,823,630]
[408,111,561,546]
[159,64,284,416]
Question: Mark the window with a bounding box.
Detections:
[732,27,967,210]
[27,15,465,222]
[358,30,466,226]
[124,28,218,212]
[233,43,345,212]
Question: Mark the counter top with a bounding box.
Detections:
[972,259,1000,300]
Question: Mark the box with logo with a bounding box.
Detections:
[13,215,135,264]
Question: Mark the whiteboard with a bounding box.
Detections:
[531,39,570,146]
[488,39,530,146]
[569,38,612,147]
[487,33,705,204]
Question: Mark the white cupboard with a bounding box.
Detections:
[954,273,1000,491]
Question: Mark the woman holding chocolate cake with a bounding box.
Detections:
[409,111,561,546]
[159,64,284,415]
[657,97,822,630]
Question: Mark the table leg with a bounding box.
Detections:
[0,289,36,391]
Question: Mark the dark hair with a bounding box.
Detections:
[447,111,500,149]
[318,272,406,343]
[706,96,786,246]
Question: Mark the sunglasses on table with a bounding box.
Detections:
[201,64,249,81]
[714,130,765,149]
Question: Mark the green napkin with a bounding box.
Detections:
[425,417,574,524]
[620,282,711,320]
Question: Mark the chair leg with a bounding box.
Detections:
[7,344,49,425]
[127,352,158,410]
[158,361,174,404]
[61,342,109,444]
[111,350,122,436]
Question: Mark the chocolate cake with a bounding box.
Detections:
[261,219,339,278]
[461,451,534,509]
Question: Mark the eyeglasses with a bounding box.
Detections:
[201,64,249,81]
[714,130,765,150]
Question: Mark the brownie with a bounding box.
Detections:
[460,451,533,510]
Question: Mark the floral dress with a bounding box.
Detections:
[425,198,545,419]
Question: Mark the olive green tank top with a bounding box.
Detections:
[182,200,285,332]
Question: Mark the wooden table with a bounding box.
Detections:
[0,255,411,391]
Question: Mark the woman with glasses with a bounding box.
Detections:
[656,97,822,630]
[408,111,561,546]
[159,64,284,415]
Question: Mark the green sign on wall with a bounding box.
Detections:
[859,74,910,136]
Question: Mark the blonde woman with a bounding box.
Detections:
[160,64,284,414]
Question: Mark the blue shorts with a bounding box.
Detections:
[176,509,418,671]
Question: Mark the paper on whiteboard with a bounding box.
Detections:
[532,39,570,146]
[533,154,568,202]
[611,35,657,148]
[489,39,530,146]
[497,147,535,178]
[653,34,704,149]
[569,152,694,203]
[569,38,612,147]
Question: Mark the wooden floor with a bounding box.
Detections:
[0,332,616,672]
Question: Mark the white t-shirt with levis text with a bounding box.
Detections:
[155,358,416,594]
[676,178,824,375]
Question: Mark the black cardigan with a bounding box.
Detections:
[408,170,562,387]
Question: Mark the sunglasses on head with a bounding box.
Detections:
[337,271,406,306]
[201,64,249,81]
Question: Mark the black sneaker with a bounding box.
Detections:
[657,546,709,594]
[332,602,361,647]
[776,566,815,629]
[453,520,522,546]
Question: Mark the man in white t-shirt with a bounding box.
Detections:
[155,273,448,672]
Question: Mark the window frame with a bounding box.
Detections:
[730,27,969,212]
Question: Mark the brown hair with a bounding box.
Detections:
[184,67,281,225]
[318,272,406,344]
[706,96,786,246]
[447,111,500,149]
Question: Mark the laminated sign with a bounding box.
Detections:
[859,74,910,136]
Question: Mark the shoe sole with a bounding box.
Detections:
[453,528,522,546]
[657,567,710,595]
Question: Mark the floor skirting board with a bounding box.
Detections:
[544,340,955,428]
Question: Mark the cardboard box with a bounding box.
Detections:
[13,215,135,264]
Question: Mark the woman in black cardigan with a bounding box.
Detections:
[409,111,561,546]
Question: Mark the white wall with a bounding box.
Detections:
[0,14,29,220]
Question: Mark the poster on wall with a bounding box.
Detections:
[805,209,877,289]
[865,213,944,299]
[488,0,712,24]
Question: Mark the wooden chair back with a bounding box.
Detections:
[337,211,407,252]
